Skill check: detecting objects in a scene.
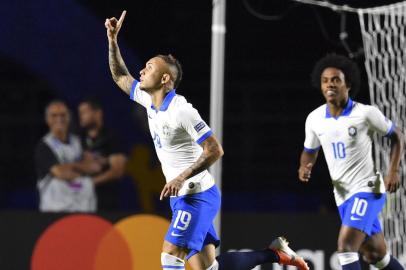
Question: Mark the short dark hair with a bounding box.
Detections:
[311,53,361,98]
[156,54,183,89]
[79,97,103,111]
[45,99,69,116]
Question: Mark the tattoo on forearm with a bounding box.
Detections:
[181,139,220,180]
[108,41,132,93]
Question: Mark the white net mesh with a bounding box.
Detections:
[358,2,406,266]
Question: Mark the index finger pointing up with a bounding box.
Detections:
[118,10,127,25]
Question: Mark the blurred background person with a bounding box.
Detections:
[78,97,127,211]
[35,100,101,212]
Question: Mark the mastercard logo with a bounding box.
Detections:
[31,214,191,270]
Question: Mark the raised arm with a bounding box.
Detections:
[105,10,135,95]
[160,135,224,200]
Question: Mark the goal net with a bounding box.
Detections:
[358,2,406,266]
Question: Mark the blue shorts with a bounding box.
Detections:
[338,192,386,236]
[165,185,221,259]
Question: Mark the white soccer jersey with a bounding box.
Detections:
[304,99,394,205]
[38,134,96,212]
[130,80,215,196]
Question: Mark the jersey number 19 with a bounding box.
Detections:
[173,210,192,231]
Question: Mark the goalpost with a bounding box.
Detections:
[294,0,406,266]
[358,3,406,265]
[210,0,226,253]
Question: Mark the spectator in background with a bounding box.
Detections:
[35,100,100,212]
[78,97,127,211]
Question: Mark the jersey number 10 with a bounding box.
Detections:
[153,132,162,148]
[332,142,346,159]
[351,197,368,217]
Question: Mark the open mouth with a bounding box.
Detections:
[326,90,336,96]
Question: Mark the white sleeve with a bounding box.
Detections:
[129,80,151,108]
[366,105,395,136]
[177,104,212,144]
[303,114,321,153]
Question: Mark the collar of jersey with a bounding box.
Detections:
[50,133,71,145]
[151,89,176,112]
[325,98,353,119]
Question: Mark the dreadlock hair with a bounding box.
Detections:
[311,53,361,98]
[156,54,183,89]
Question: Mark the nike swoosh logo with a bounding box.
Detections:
[171,231,182,237]
[350,216,362,221]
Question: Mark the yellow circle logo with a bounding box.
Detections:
[31,214,175,270]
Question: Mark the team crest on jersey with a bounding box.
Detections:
[162,124,170,137]
[348,126,357,137]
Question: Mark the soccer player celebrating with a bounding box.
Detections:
[298,54,404,270]
[106,10,308,270]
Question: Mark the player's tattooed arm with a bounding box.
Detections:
[182,135,224,179]
[160,135,224,200]
[105,10,135,95]
[108,40,135,95]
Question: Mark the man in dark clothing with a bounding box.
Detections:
[35,100,100,212]
[78,97,127,210]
